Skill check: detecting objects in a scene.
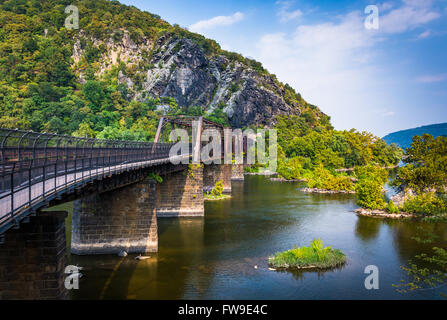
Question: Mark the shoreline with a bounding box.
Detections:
[354,208,417,219]
[204,194,232,201]
[244,171,276,176]
[270,177,306,182]
[335,165,398,172]
[300,188,355,194]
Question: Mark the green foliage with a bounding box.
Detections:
[148,172,163,183]
[310,238,332,261]
[211,180,224,197]
[306,164,354,191]
[187,163,203,178]
[204,104,229,127]
[355,178,385,210]
[354,164,388,184]
[276,117,402,170]
[401,193,447,216]
[394,247,447,297]
[386,200,399,214]
[393,134,447,194]
[244,165,262,173]
[277,154,308,180]
[268,239,346,269]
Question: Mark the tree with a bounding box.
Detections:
[393,134,447,194]
[355,178,385,210]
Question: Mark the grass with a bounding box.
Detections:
[204,193,231,201]
[268,239,346,270]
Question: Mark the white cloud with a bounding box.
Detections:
[375,108,396,117]
[417,30,431,39]
[256,11,383,132]
[189,12,244,33]
[380,0,441,34]
[416,74,447,83]
[254,0,444,135]
[379,2,394,11]
[276,1,303,23]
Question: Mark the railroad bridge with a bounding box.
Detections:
[0,117,247,299]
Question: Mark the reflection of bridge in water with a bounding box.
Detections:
[0,116,246,299]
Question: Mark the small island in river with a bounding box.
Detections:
[268,239,346,270]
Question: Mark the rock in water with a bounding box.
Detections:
[118,250,128,257]
[135,254,151,261]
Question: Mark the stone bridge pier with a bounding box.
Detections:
[156,164,204,218]
[203,164,232,194]
[231,164,245,181]
[71,179,158,255]
[0,211,68,300]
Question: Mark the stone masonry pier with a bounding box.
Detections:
[156,164,204,217]
[203,164,232,194]
[71,179,158,255]
[231,164,245,181]
[0,211,68,300]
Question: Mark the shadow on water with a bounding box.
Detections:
[274,263,348,281]
[355,217,382,241]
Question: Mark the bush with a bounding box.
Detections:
[277,156,306,180]
[355,178,385,210]
[268,239,346,269]
[211,180,224,197]
[322,175,354,191]
[148,172,163,183]
[307,164,354,191]
[402,193,447,216]
[386,200,399,214]
[354,165,388,184]
[307,164,332,189]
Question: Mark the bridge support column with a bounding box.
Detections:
[231,164,245,181]
[204,164,232,194]
[156,165,204,217]
[0,211,68,300]
[71,179,158,255]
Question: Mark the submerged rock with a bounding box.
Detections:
[300,188,355,194]
[135,255,151,261]
[118,250,128,257]
[354,208,416,219]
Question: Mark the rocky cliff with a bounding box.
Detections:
[73,29,322,128]
[0,0,329,135]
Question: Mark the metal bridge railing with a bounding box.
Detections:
[0,128,181,232]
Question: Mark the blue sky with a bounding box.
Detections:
[121,0,447,137]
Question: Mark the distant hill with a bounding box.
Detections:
[383,123,447,149]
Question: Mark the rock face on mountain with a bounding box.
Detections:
[73,31,309,128]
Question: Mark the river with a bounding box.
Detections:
[49,175,446,299]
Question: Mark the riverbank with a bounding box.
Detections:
[354,208,416,219]
[244,170,276,176]
[204,194,231,201]
[301,188,355,194]
[335,165,398,173]
[270,177,306,182]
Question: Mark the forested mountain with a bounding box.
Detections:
[0,0,331,140]
[383,123,447,149]
[0,0,402,170]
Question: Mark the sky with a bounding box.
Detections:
[120,0,447,137]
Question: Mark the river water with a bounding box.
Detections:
[54,175,446,299]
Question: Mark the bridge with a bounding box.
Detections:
[0,116,246,299]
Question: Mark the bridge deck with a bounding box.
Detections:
[0,154,189,233]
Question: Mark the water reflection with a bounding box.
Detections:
[43,175,445,300]
[355,217,382,241]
